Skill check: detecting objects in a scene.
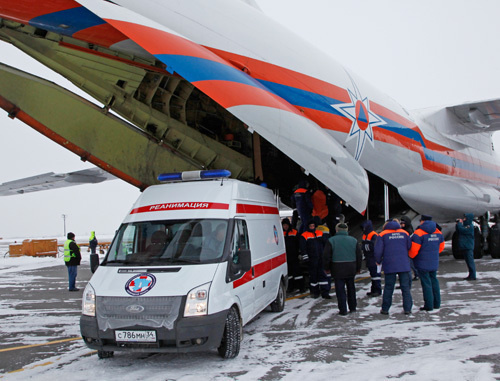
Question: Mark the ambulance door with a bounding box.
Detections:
[229,219,255,323]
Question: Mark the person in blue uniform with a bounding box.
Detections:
[409,215,445,311]
[375,220,412,315]
[456,213,477,280]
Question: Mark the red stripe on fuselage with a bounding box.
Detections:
[72,23,127,48]
[104,19,218,59]
[206,47,351,105]
[194,80,300,115]
[0,0,79,24]
[102,19,301,115]
[233,253,286,289]
[204,48,500,181]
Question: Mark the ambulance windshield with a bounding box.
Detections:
[103,219,228,265]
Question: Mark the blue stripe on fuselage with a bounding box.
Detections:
[258,80,499,179]
[155,54,272,93]
[29,7,104,36]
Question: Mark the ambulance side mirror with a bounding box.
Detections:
[238,249,251,273]
[90,253,100,273]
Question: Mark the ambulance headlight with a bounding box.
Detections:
[82,283,96,317]
[184,282,210,317]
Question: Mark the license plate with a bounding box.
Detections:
[115,330,157,343]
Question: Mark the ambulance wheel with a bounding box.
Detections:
[270,280,286,312]
[217,307,241,359]
[97,350,114,359]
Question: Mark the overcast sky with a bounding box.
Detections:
[1,0,500,239]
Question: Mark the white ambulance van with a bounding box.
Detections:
[80,170,287,359]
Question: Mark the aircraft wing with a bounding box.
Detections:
[0,168,116,196]
[448,98,500,132]
[74,0,369,213]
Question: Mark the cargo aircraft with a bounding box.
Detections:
[1,0,500,233]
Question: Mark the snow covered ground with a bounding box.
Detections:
[0,246,500,380]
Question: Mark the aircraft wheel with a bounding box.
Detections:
[270,280,286,312]
[217,307,241,359]
[489,224,500,258]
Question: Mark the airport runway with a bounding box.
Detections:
[1,249,500,379]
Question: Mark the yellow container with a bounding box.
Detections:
[9,244,23,257]
[22,239,58,257]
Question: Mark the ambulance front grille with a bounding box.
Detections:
[96,296,182,331]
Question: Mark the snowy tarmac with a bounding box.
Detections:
[1,247,500,380]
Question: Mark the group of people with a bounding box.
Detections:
[282,215,361,315]
[284,209,477,316]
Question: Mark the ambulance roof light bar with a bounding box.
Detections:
[158,169,231,182]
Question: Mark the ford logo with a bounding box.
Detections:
[126,305,145,314]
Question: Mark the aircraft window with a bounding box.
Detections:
[103,219,228,266]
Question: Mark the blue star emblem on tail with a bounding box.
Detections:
[332,78,386,161]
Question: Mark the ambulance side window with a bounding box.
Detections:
[231,219,249,264]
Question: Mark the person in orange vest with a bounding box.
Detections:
[375,219,413,315]
[282,218,305,293]
[291,179,313,234]
[300,218,330,299]
[361,220,381,297]
[409,215,445,311]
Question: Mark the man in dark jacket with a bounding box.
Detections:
[64,232,82,291]
[375,220,412,315]
[456,213,476,280]
[361,220,381,297]
[282,218,305,293]
[300,218,330,299]
[410,215,445,311]
[291,179,313,234]
[323,223,361,315]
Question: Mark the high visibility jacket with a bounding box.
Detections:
[64,239,81,266]
[362,230,379,267]
[300,229,325,261]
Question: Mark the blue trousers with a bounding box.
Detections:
[462,249,476,279]
[382,272,413,313]
[334,277,356,314]
[418,270,440,310]
[67,265,78,290]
